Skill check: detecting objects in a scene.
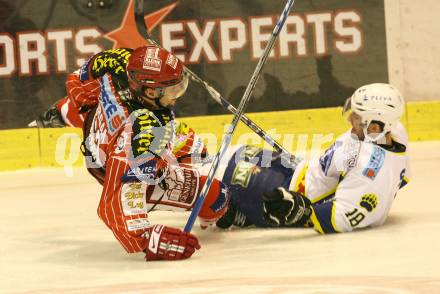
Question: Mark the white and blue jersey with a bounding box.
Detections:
[289,123,410,233]
[206,123,410,233]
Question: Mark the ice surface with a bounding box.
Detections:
[1,142,440,294]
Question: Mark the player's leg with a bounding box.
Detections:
[216,145,295,228]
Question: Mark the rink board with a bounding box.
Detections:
[0,100,439,171]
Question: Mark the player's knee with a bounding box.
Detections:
[197,177,230,228]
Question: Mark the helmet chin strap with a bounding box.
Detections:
[362,127,387,144]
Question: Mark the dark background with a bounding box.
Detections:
[0,0,388,129]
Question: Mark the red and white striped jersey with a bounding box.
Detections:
[83,73,206,253]
[54,49,228,253]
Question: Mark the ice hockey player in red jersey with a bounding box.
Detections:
[36,45,229,261]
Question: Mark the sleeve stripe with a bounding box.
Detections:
[310,201,339,234]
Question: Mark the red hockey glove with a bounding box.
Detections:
[144,225,201,261]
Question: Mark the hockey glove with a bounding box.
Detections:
[144,224,201,261]
[173,122,208,164]
[263,187,312,227]
[30,102,66,128]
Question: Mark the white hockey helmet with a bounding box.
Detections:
[343,83,405,142]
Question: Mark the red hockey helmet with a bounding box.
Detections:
[127,45,187,94]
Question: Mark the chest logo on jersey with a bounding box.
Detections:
[362,146,385,180]
[100,75,126,135]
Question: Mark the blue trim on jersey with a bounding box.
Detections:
[79,56,93,81]
[312,201,337,233]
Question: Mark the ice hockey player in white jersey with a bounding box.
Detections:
[215,83,410,233]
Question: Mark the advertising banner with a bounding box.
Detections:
[0,0,387,129]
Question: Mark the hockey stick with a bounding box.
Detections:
[134,0,294,161]
[187,72,296,160]
[183,0,296,232]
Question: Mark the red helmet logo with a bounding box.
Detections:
[142,47,162,72]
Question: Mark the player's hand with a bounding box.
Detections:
[173,122,208,164]
[29,102,66,128]
[144,225,201,261]
[263,187,312,227]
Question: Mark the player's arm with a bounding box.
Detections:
[391,122,411,189]
[295,137,348,203]
[33,49,132,128]
[63,48,132,111]
[261,185,382,234]
[32,54,102,128]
